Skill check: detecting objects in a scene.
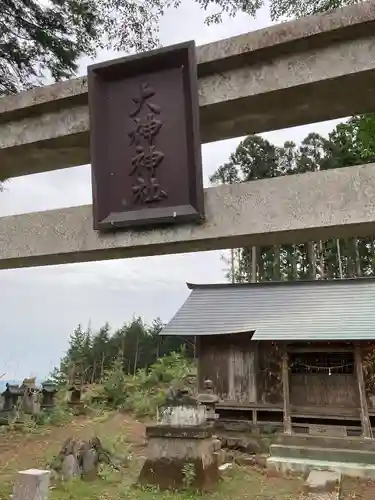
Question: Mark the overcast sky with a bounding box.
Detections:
[0,1,342,380]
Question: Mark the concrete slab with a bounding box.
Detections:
[275,434,375,452]
[267,456,375,479]
[269,444,375,464]
[304,470,341,493]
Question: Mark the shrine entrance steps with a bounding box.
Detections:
[267,434,375,479]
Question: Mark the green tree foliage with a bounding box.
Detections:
[0,0,363,196]
[1,0,353,190]
[0,0,259,97]
[268,0,359,20]
[102,350,194,416]
[0,0,361,97]
[211,113,375,282]
[0,0,97,95]
[52,317,194,386]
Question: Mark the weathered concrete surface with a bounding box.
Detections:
[267,456,375,479]
[1,163,375,269]
[12,469,50,500]
[158,405,207,427]
[269,444,375,464]
[213,449,226,467]
[275,434,375,452]
[304,470,341,493]
[139,429,219,490]
[2,2,375,178]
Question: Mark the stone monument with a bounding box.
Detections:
[21,378,40,415]
[41,382,58,410]
[138,387,220,491]
[1,384,23,412]
[67,383,84,411]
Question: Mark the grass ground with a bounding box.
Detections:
[0,412,374,500]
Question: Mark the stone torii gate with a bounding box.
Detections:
[1,1,375,270]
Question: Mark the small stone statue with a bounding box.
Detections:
[197,379,218,420]
[203,379,214,393]
[49,436,125,482]
[165,386,181,404]
[165,386,196,406]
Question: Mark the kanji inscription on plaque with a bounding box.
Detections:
[128,84,167,204]
[88,41,204,231]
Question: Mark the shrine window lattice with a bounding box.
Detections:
[290,352,354,375]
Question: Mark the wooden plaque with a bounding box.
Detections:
[88,41,204,231]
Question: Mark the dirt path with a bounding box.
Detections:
[0,412,145,477]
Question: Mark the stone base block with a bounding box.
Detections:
[139,426,219,491]
[304,470,341,494]
[68,401,85,415]
[13,469,50,500]
[212,438,222,452]
[146,423,214,439]
[139,456,219,491]
[213,449,226,467]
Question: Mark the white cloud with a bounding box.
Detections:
[0,0,344,378]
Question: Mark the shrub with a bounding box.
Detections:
[103,350,196,417]
[35,405,73,426]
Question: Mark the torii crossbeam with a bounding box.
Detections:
[1,2,375,269]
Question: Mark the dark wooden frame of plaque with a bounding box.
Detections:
[88,41,204,231]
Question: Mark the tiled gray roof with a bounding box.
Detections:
[161,278,375,340]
